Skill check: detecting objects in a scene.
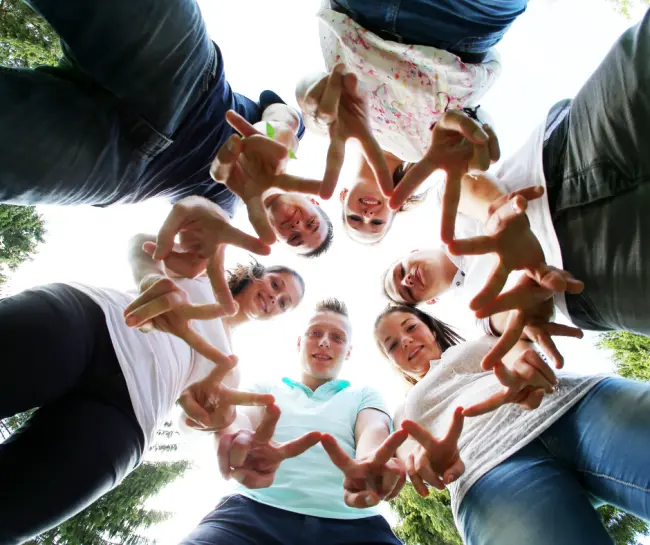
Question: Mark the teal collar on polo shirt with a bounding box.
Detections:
[281,377,351,399]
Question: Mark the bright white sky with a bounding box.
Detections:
[5,0,649,542]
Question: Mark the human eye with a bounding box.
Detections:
[371,219,385,226]
[271,279,279,291]
[279,297,287,311]
[407,324,417,332]
[400,264,405,279]
[387,341,397,353]
[308,330,321,337]
[348,215,362,223]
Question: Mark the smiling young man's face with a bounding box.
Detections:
[298,311,352,381]
[264,193,329,255]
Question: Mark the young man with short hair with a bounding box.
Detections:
[179,298,405,545]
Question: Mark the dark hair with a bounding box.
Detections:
[315,297,349,317]
[374,304,463,386]
[227,258,305,298]
[303,207,334,258]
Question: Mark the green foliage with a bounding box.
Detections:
[598,505,650,545]
[389,483,462,545]
[598,331,650,382]
[0,204,46,285]
[609,0,650,19]
[0,0,61,68]
[2,415,190,544]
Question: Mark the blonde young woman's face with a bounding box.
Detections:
[343,178,394,244]
[375,311,442,381]
[235,271,304,321]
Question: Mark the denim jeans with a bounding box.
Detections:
[179,494,402,545]
[0,0,270,213]
[458,378,650,545]
[332,0,528,55]
[543,9,650,335]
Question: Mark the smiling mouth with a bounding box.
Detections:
[359,197,381,206]
[257,292,268,314]
[415,266,425,289]
[312,353,332,362]
[408,346,423,361]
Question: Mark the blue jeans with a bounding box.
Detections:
[542,10,650,336]
[179,494,402,545]
[332,0,528,55]
[0,0,266,213]
[458,378,650,545]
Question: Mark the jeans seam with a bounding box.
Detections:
[387,0,403,36]
[579,470,650,494]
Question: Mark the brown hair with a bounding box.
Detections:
[374,304,463,386]
[227,259,305,298]
[315,297,349,317]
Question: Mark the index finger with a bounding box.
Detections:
[358,127,394,199]
[277,430,322,460]
[253,404,281,444]
[155,206,189,261]
[462,390,509,417]
[481,311,525,370]
[320,433,356,472]
[224,389,275,407]
[400,420,437,452]
[179,327,236,368]
[273,174,323,195]
[226,110,263,138]
[388,158,435,210]
[443,406,465,444]
[321,127,346,200]
[437,110,489,145]
[218,222,272,256]
[440,168,463,244]
[206,247,238,316]
[372,429,408,466]
[246,196,277,246]
[210,134,243,184]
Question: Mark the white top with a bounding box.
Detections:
[404,337,606,519]
[70,278,231,451]
[436,120,569,317]
[318,0,501,163]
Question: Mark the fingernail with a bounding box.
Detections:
[125,315,136,327]
[364,494,374,506]
[446,474,456,484]
[473,126,488,141]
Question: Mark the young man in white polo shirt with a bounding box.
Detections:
[179,298,406,545]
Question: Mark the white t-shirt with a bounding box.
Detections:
[318,0,501,163]
[405,337,606,519]
[436,120,569,317]
[70,278,231,451]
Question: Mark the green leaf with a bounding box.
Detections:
[288,149,297,159]
[265,121,275,139]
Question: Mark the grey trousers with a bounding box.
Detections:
[543,8,650,336]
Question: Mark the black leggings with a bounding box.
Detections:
[0,284,144,545]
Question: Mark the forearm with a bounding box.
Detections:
[128,233,165,287]
[355,418,391,459]
[458,171,505,224]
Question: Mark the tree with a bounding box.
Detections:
[0,0,61,68]
[599,504,650,545]
[598,331,650,382]
[609,0,650,19]
[390,484,462,545]
[2,414,190,544]
[0,204,46,286]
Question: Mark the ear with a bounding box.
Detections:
[345,346,352,360]
[309,198,320,207]
[426,299,437,305]
[339,188,349,202]
[297,336,302,352]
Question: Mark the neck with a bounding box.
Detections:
[440,252,460,288]
[300,373,334,392]
[357,150,403,183]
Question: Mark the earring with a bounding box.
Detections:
[339,188,349,202]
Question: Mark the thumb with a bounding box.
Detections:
[142,241,156,257]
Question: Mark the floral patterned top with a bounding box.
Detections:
[318,2,502,162]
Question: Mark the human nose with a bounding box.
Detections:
[319,335,330,348]
[403,273,415,287]
[401,336,412,350]
[361,208,375,218]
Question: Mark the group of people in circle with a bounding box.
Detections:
[2,1,650,545]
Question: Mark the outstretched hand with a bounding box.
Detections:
[218,404,321,489]
[477,271,585,370]
[401,408,466,496]
[178,358,275,432]
[153,197,271,314]
[321,429,408,508]
[388,110,500,242]
[124,271,235,366]
[463,348,558,417]
[299,64,393,200]
[211,110,323,244]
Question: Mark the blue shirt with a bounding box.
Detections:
[236,378,390,519]
[138,44,305,218]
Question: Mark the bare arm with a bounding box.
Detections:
[354,408,392,459]
[128,233,168,288]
